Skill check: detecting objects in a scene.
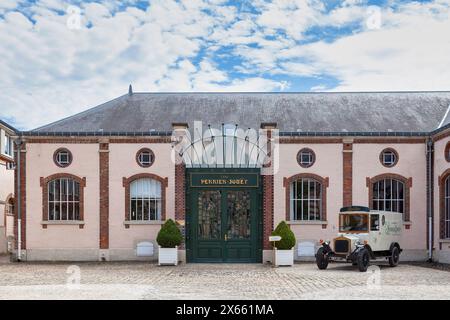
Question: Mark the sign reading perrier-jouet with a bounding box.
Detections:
[190,172,259,188]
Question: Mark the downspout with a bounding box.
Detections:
[426,137,434,262]
[15,137,22,261]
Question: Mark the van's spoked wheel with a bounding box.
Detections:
[315,247,329,270]
[357,248,370,272]
[389,247,400,267]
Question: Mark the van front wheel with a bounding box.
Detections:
[357,249,370,272]
[316,247,329,270]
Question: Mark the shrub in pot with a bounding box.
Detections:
[271,221,296,266]
[157,219,182,265]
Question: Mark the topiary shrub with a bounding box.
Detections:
[271,221,296,250]
[157,219,183,248]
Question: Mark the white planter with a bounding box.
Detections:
[158,246,178,266]
[273,248,294,267]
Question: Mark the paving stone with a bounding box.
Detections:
[0,261,449,299]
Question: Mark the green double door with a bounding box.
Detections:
[186,170,262,263]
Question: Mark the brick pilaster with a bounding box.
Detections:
[99,141,109,249]
[262,174,274,250]
[343,140,353,207]
[261,124,276,250]
[175,163,186,221]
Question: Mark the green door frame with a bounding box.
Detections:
[186,168,262,263]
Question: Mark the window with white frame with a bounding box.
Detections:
[130,178,162,221]
[297,148,315,168]
[290,178,322,221]
[3,134,12,156]
[380,148,398,167]
[48,178,80,220]
[136,148,155,168]
[445,177,450,238]
[372,179,404,216]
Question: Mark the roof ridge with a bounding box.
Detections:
[128,90,450,94]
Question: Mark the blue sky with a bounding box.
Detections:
[0,0,449,129]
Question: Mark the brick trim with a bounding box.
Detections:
[433,128,450,142]
[283,173,329,223]
[280,138,342,144]
[279,137,426,144]
[175,163,186,221]
[262,174,274,250]
[438,169,450,239]
[343,142,353,207]
[262,129,274,250]
[445,142,450,162]
[14,144,26,250]
[39,173,86,229]
[99,142,109,248]
[366,173,412,222]
[122,173,168,228]
[353,138,426,144]
[24,137,171,144]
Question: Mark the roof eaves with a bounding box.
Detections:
[0,119,17,133]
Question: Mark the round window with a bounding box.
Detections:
[380,148,398,167]
[136,148,155,168]
[297,148,315,168]
[53,148,73,168]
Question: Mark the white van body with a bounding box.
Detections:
[316,206,403,272]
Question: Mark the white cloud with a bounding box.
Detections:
[282,1,450,91]
[0,0,449,129]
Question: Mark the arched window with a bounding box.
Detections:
[45,177,83,221]
[443,176,450,239]
[367,174,411,222]
[372,179,405,213]
[290,178,323,221]
[129,178,162,221]
[40,174,86,227]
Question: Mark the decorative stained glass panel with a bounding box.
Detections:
[226,191,251,239]
[198,191,221,239]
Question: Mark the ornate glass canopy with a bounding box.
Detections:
[171,122,277,171]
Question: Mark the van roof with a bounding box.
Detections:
[340,206,370,213]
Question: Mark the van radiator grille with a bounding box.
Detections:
[334,239,349,253]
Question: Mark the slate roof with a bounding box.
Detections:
[32,91,450,134]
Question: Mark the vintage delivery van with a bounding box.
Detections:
[315,206,402,272]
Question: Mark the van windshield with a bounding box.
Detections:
[339,214,369,233]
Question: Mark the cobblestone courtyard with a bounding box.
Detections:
[1,259,450,299]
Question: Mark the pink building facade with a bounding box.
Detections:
[8,91,450,263]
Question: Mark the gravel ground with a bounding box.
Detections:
[0,259,449,300]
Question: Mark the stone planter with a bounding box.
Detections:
[273,248,294,267]
[158,246,178,266]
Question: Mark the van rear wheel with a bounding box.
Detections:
[357,249,370,272]
[316,247,329,270]
[389,246,400,267]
